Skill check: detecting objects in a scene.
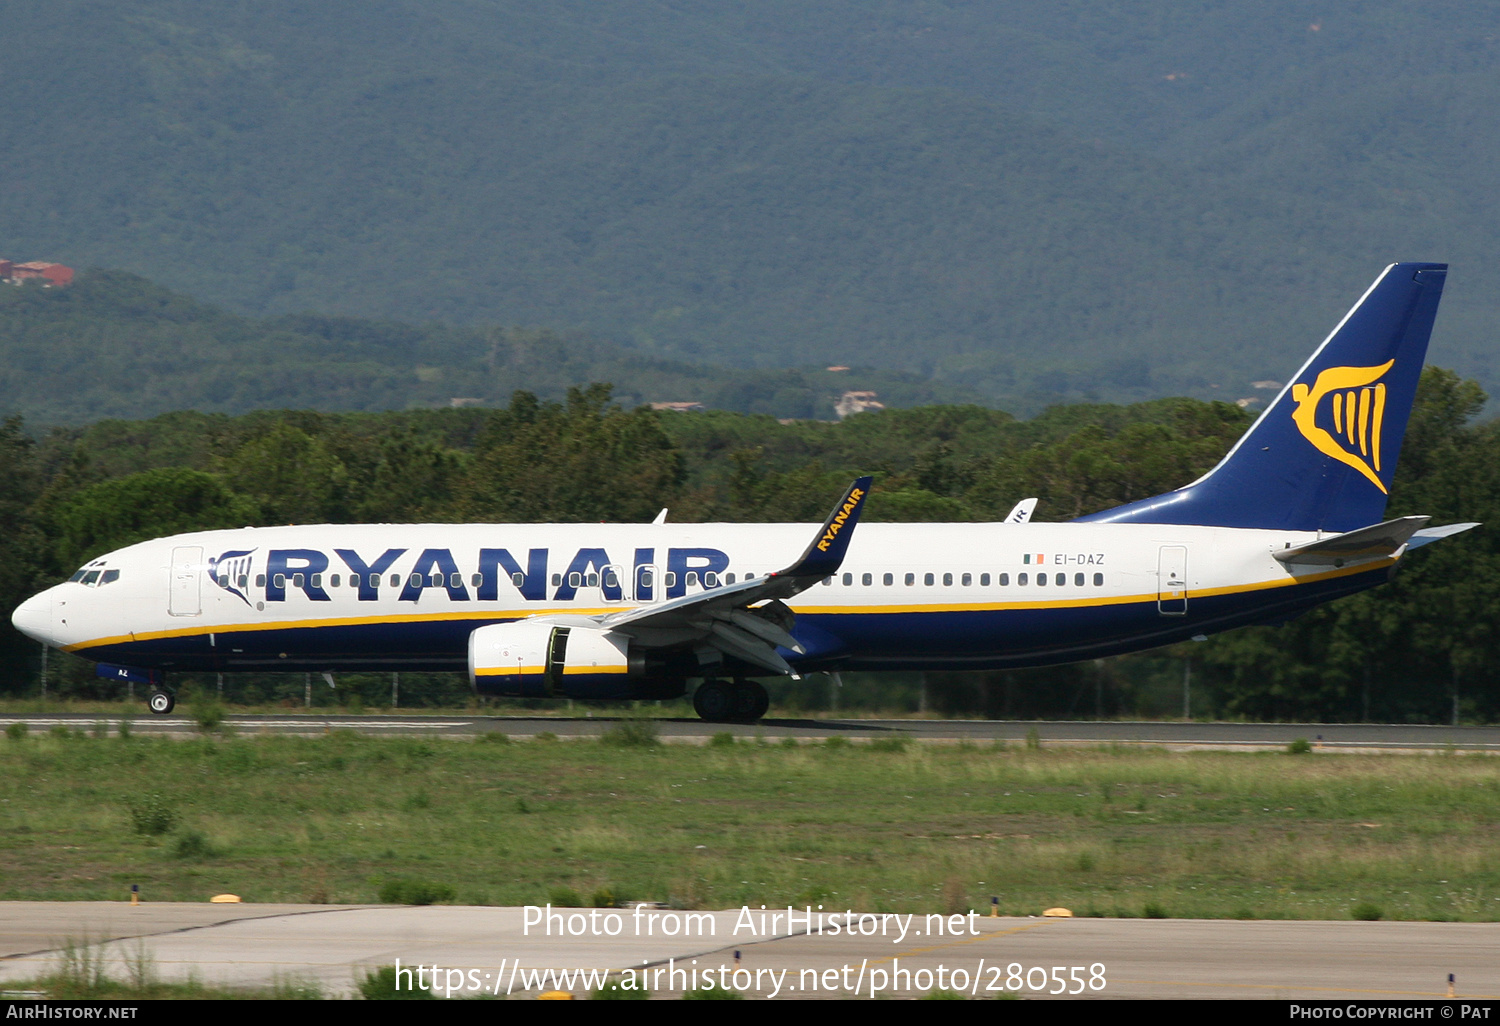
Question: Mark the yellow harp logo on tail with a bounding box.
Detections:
[1290,361,1394,494]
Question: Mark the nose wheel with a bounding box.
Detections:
[147,689,176,715]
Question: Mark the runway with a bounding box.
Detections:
[0,902,1495,1000]
[3,713,1498,751]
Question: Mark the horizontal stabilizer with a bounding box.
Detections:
[1407,521,1481,551]
[1273,516,1429,566]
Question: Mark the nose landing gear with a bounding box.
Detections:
[147,689,176,715]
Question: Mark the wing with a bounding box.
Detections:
[597,476,873,674]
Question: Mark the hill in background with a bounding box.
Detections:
[1,2,1495,412]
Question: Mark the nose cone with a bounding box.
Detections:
[11,590,53,645]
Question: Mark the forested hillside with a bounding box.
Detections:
[2,3,1496,411]
[0,270,971,425]
[2,372,1495,723]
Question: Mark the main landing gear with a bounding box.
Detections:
[147,689,176,715]
[692,679,770,723]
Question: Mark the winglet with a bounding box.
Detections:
[774,476,873,579]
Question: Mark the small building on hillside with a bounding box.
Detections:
[650,401,705,413]
[834,390,885,419]
[6,261,74,286]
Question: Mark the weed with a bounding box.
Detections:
[128,793,178,836]
[478,731,511,744]
[1076,852,1096,872]
[548,886,583,907]
[708,732,736,749]
[942,876,969,915]
[172,829,219,860]
[590,887,617,908]
[1351,902,1384,921]
[91,721,107,739]
[601,718,659,748]
[189,694,226,734]
[1287,737,1313,755]
[1025,727,1041,750]
[5,721,25,741]
[378,878,456,905]
[778,736,798,749]
[1231,908,1256,920]
[359,965,436,1000]
[867,736,908,753]
[1143,902,1169,919]
[823,735,850,751]
[116,718,131,740]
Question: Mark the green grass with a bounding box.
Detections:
[0,732,1497,921]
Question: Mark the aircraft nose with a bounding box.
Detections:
[11,590,54,645]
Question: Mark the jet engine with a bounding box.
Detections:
[468,619,644,698]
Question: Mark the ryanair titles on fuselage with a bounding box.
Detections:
[211,545,733,606]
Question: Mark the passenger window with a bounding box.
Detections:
[238,576,249,590]
[450,573,461,588]
[511,572,525,587]
[862,573,872,586]
[312,574,323,588]
[587,572,599,587]
[980,573,990,586]
[426,573,440,587]
[961,573,971,586]
[257,574,266,587]
[821,576,832,586]
[1018,573,1028,586]
[883,573,893,586]
[640,570,654,588]
[1094,573,1104,586]
[330,574,341,588]
[552,573,561,586]
[726,573,736,585]
[1075,573,1084,586]
[408,573,421,587]
[942,572,953,586]
[924,573,935,586]
[293,573,305,588]
[703,572,717,587]
[217,575,229,588]
[842,572,852,586]
[603,570,619,588]
[389,574,400,587]
[274,574,286,588]
[745,572,755,579]
[569,572,583,588]
[1037,573,1047,586]
[471,574,482,587]
[686,572,700,587]
[905,573,915,586]
[664,572,677,588]
[1056,573,1065,586]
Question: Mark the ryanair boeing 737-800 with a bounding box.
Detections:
[10,263,1478,721]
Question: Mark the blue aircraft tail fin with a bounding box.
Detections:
[1077,262,1448,532]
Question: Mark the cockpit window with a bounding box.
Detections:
[100,570,120,586]
[69,570,88,582]
[81,570,101,585]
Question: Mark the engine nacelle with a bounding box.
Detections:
[468,619,640,698]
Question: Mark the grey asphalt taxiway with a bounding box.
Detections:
[4,713,1500,751]
[1,902,1496,999]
